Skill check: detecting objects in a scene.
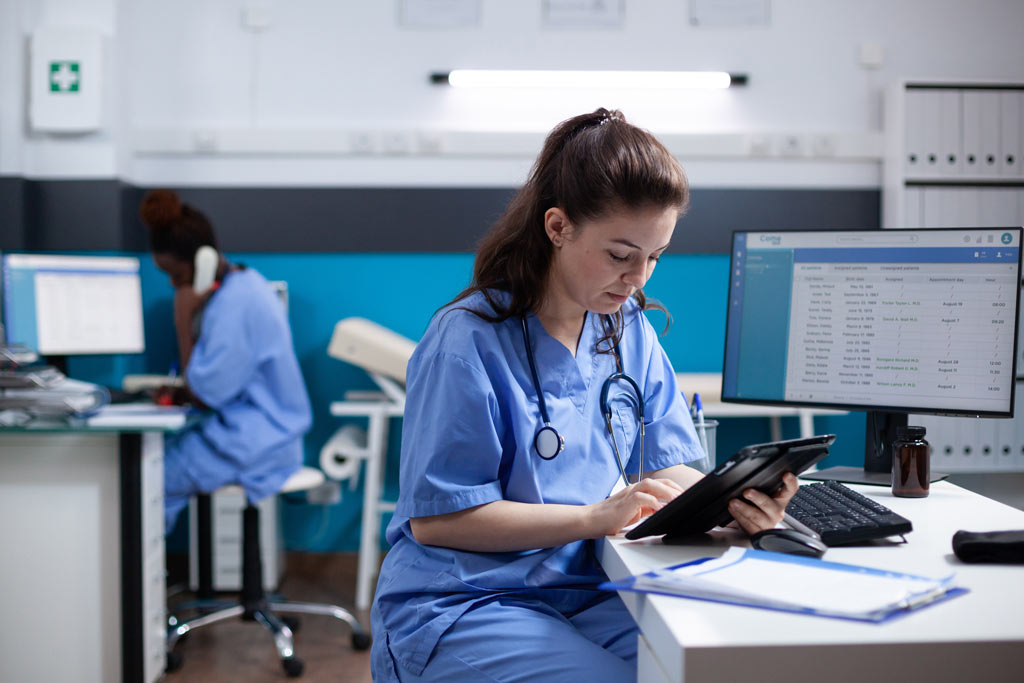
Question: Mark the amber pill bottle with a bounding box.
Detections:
[892,425,929,498]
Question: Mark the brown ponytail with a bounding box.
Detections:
[448,108,689,348]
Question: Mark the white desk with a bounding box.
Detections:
[600,481,1024,683]
[0,420,176,683]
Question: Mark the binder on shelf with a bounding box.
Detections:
[998,91,1021,178]
[962,90,986,178]
[599,547,964,623]
[978,188,1017,226]
[995,406,1016,471]
[904,89,927,178]
[975,417,996,471]
[903,187,923,228]
[978,91,1001,177]
[939,90,963,178]
[920,90,944,179]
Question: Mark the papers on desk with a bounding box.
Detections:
[85,403,189,429]
[0,377,108,416]
[600,547,965,623]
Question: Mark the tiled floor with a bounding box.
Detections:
[164,553,373,682]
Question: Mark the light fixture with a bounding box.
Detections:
[430,70,747,89]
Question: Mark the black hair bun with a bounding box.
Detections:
[139,189,183,230]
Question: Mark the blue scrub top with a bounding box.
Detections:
[375,291,703,676]
[182,268,312,503]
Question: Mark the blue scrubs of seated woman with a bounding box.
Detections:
[371,109,799,683]
[139,190,312,531]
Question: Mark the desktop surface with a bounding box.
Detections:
[601,480,1024,682]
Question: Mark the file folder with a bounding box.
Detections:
[600,547,965,623]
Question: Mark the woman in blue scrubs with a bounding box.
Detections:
[371,109,798,682]
[139,189,312,531]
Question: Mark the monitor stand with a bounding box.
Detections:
[801,410,948,486]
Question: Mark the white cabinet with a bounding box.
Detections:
[188,489,282,592]
[886,81,1024,473]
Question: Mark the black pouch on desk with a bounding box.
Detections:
[952,530,1024,563]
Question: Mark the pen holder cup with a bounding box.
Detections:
[690,419,718,474]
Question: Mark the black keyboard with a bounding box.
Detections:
[787,480,913,546]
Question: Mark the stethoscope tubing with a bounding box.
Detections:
[520,315,645,482]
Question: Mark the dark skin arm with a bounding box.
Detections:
[151,251,230,408]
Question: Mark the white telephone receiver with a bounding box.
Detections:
[193,245,218,294]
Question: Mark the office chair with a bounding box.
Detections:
[166,466,371,678]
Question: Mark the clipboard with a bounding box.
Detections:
[626,434,836,542]
[599,547,966,623]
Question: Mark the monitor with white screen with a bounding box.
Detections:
[722,227,1022,483]
[1,253,145,355]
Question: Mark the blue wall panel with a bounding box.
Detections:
[60,251,864,551]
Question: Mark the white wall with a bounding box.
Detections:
[3,0,1024,187]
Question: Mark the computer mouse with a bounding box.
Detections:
[750,529,828,558]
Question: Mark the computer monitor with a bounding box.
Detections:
[722,228,1022,484]
[1,253,145,356]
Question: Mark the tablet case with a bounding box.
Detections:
[625,434,836,542]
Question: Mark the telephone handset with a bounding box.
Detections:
[193,245,218,295]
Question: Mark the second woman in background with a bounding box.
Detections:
[139,189,312,532]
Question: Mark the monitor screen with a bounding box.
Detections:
[723,228,1022,418]
[1,253,145,355]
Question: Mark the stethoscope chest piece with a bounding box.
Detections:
[534,425,565,460]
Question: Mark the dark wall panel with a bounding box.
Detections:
[0,177,27,250]
[678,189,881,252]
[165,187,519,253]
[24,179,123,251]
[3,179,881,254]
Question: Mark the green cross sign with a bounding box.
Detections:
[49,61,80,93]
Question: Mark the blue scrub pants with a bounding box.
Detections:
[163,429,234,532]
[372,592,638,682]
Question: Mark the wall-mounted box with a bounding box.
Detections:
[29,28,103,133]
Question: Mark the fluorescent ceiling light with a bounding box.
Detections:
[431,70,746,89]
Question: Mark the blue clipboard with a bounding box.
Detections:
[599,548,967,623]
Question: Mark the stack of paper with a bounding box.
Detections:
[0,377,108,416]
[602,547,963,622]
[86,403,189,429]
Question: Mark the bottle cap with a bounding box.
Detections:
[897,425,926,439]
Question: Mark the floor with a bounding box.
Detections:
[164,553,373,682]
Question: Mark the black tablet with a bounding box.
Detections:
[625,434,836,542]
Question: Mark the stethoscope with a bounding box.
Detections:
[520,315,645,487]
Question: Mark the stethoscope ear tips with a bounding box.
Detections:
[534,425,565,460]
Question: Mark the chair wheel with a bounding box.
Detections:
[166,650,184,673]
[282,615,301,633]
[282,657,304,677]
[351,632,372,650]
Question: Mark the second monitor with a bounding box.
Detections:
[721,227,1022,483]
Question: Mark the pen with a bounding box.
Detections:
[694,393,709,460]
